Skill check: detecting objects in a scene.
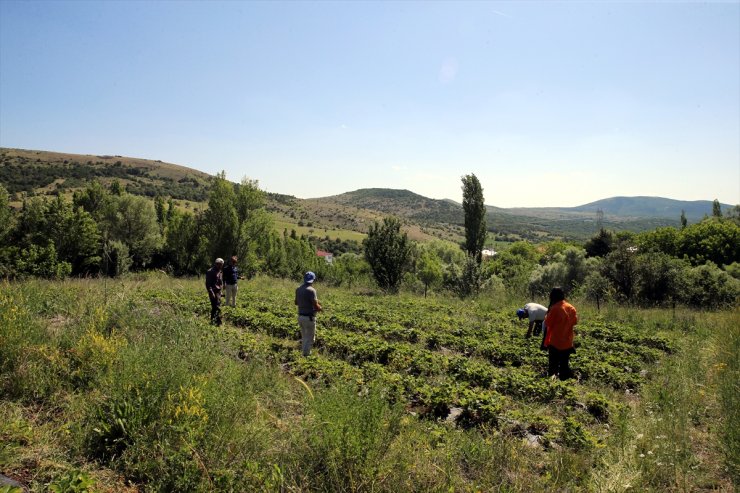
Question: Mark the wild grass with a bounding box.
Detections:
[0,278,736,492]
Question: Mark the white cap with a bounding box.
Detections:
[215,258,224,264]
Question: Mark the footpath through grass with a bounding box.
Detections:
[0,275,736,492]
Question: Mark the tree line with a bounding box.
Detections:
[1,174,738,308]
[0,175,329,281]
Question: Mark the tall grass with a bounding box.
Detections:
[714,311,740,486]
[0,278,736,491]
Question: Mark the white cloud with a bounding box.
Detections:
[438,57,458,84]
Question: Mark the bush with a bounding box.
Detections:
[681,263,740,308]
[295,384,403,491]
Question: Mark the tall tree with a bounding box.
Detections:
[204,172,238,261]
[712,199,723,218]
[680,209,687,229]
[234,177,267,263]
[461,174,486,263]
[364,217,411,293]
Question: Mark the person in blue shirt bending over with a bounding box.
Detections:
[223,255,244,307]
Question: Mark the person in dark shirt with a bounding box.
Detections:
[223,255,244,307]
[294,271,322,356]
[205,258,224,325]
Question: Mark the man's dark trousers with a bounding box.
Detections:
[209,294,221,325]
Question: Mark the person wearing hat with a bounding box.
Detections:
[517,302,547,338]
[295,271,323,356]
[205,258,225,325]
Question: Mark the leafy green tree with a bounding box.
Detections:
[417,250,443,297]
[106,194,162,268]
[633,252,688,305]
[11,195,101,275]
[602,242,638,301]
[109,180,123,196]
[154,195,167,228]
[334,253,370,288]
[584,228,614,258]
[637,226,680,257]
[461,174,487,263]
[580,270,612,310]
[447,254,483,298]
[103,240,132,277]
[204,172,238,261]
[726,262,740,281]
[680,209,687,229]
[678,218,739,266]
[74,181,112,222]
[281,234,320,280]
[234,178,269,267]
[364,217,411,292]
[529,247,592,295]
[15,242,72,279]
[539,241,573,265]
[486,241,539,294]
[712,199,723,218]
[727,204,740,226]
[164,209,209,275]
[682,263,740,308]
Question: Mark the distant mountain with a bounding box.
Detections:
[567,196,732,220]
[322,188,740,241]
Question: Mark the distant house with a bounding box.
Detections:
[316,250,333,264]
[481,249,497,258]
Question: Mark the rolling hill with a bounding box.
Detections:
[316,188,727,241]
[0,147,211,203]
[2,147,735,243]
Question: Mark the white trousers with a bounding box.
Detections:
[298,315,316,356]
[224,284,238,307]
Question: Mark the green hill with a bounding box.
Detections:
[319,188,684,241]
[3,147,734,243]
[0,147,211,203]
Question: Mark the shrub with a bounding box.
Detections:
[295,384,403,491]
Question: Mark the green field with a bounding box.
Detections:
[272,217,368,242]
[1,276,737,491]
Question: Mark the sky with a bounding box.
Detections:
[1,1,738,207]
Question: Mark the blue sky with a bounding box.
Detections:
[1,1,738,207]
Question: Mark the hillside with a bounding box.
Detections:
[2,147,734,243]
[321,188,686,241]
[0,147,211,202]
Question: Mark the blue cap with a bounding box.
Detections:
[516,308,526,319]
[304,271,316,284]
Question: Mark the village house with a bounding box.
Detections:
[316,249,333,264]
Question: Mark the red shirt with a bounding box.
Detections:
[544,300,578,350]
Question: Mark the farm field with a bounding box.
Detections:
[1,275,737,492]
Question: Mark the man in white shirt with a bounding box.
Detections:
[517,302,547,338]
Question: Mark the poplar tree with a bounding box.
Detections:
[461,174,487,263]
[712,199,722,218]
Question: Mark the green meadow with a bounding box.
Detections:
[1,275,737,492]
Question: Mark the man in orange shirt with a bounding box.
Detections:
[543,287,578,380]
